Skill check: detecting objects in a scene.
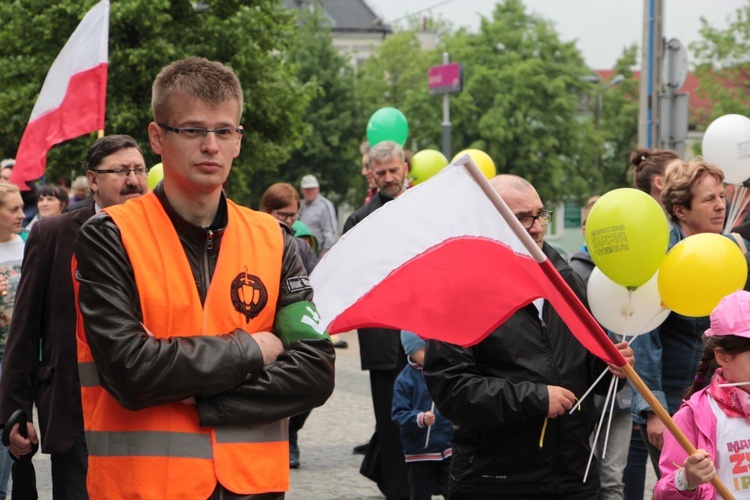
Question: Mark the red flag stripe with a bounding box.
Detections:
[13,64,107,184]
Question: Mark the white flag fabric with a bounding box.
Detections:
[310,157,625,364]
[13,0,109,186]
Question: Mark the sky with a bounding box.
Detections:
[366,0,747,69]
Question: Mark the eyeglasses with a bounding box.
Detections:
[158,123,243,142]
[91,167,148,178]
[272,210,298,223]
[517,210,553,229]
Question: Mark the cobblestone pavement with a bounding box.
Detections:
[17,330,656,499]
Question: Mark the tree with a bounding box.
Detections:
[264,7,361,208]
[443,0,601,203]
[0,0,314,205]
[354,31,441,152]
[353,0,602,203]
[691,5,750,123]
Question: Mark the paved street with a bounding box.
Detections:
[17,330,654,499]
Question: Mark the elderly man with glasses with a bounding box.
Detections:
[423,174,634,500]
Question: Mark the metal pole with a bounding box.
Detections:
[638,0,663,149]
[441,52,452,159]
[638,0,650,148]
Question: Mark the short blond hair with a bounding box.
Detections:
[0,182,20,208]
[152,57,243,123]
[662,158,724,223]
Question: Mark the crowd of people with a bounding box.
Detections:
[0,55,746,500]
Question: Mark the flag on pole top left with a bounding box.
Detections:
[12,0,110,187]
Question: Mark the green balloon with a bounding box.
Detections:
[366,107,409,146]
[409,150,448,185]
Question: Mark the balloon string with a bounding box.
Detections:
[725,185,748,233]
[569,367,609,415]
[724,186,737,233]
[571,315,658,417]
[571,334,640,416]
[602,377,619,460]
[622,289,633,337]
[584,375,617,483]
[633,306,670,338]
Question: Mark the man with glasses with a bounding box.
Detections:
[298,174,337,256]
[72,57,335,499]
[423,174,633,500]
[0,135,147,498]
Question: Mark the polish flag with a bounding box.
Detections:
[12,0,109,187]
[310,157,626,366]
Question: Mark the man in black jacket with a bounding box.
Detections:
[72,57,335,499]
[343,140,411,500]
[1,135,147,498]
[423,175,633,499]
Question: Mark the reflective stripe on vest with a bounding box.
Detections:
[76,193,286,498]
[86,420,288,457]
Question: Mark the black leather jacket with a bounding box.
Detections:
[423,243,608,499]
[76,186,335,498]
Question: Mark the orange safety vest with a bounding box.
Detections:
[75,193,288,499]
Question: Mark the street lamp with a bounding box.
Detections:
[595,74,625,131]
[583,73,625,169]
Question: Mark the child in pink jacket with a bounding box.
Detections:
[654,290,750,499]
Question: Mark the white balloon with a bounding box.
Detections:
[587,267,670,337]
[702,114,750,184]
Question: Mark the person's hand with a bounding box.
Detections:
[8,422,38,459]
[252,331,283,365]
[547,386,576,418]
[608,341,634,379]
[423,411,435,426]
[684,449,715,488]
[646,412,666,450]
[0,275,8,298]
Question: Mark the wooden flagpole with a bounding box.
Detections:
[623,363,734,499]
[456,155,735,499]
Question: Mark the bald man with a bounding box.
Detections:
[423,175,633,500]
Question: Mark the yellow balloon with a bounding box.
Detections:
[658,233,748,317]
[584,188,669,289]
[452,149,496,179]
[410,150,448,185]
[148,163,163,190]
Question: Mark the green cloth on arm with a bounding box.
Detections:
[275,300,331,345]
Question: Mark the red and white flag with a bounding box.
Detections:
[12,0,109,187]
[310,157,626,366]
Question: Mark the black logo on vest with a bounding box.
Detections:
[230,268,268,323]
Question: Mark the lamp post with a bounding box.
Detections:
[595,74,625,132]
[584,73,625,170]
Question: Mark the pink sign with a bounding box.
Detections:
[428,63,463,95]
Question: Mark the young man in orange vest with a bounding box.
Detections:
[73,57,335,499]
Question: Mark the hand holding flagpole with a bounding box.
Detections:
[461,159,735,499]
[309,157,734,499]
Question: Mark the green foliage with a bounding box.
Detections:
[353,0,601,204]
[265,7,361,208]
[691,6,750,126]
[0,0,313,205]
